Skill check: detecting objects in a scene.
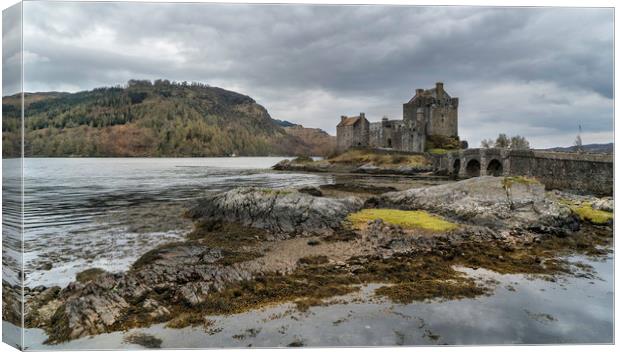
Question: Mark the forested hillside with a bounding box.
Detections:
[2,80,334,157]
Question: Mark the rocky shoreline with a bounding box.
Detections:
[272,158,436,175]
[5,176,613,345]
[272,150,437,176]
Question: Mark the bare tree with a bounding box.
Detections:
[480,139,494,148]
[509,135,530,150]
[495,133,510,148]
[574,125,583,153]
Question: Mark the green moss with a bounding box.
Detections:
[557,198,613,225]
[425,135,460,150]
[501,176,540,189]
[347,209,459,232]
[427,148,449,155]
[571,203,613,225]
[75,268,106,283]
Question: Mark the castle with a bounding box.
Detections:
[336,82,460,152]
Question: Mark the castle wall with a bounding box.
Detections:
[368,122,382,148]
[336,125,353,152]
[369,120,405,150]
[336,117,371,152]
[428,105,458,137]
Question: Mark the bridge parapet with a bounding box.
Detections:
[443,148,612,195]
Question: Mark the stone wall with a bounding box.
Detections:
[508,150,613,196]
[444,148,613,196]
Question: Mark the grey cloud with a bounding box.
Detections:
[13,2,614,148]
[3,3,22,96]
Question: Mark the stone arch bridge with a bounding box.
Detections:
[445,148,507,178]
[439,148,613,196]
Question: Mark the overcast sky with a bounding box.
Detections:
[7,2,615,148]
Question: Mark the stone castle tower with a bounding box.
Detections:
[336,82,460,152]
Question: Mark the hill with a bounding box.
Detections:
[543,143,613,154]
[282,125,336,157]
[272,119,299,128]
[2,80,335,157]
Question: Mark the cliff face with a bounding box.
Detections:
[2,80,330,157]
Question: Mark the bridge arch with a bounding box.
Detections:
[486,159,503,176]
[465,159,481,177]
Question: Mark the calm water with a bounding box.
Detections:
[1,158,613,347]
[6,157,333,288]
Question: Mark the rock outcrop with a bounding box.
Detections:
[187,187,363,235]
[42,243,262,343]
[355,162,433,175]
[367,176,577,231]
[272,159,434,175]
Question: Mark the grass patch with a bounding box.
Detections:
[426,148,457,155]
[425,135,461,150]
[75,268,106,283]
[328,149,429,167]
[347,209,459,232]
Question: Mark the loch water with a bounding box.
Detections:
[1,157,613,348]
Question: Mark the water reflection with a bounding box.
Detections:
[20,255,613,348]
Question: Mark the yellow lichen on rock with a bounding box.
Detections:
[347,208,458,232]
[570,203,613,225]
